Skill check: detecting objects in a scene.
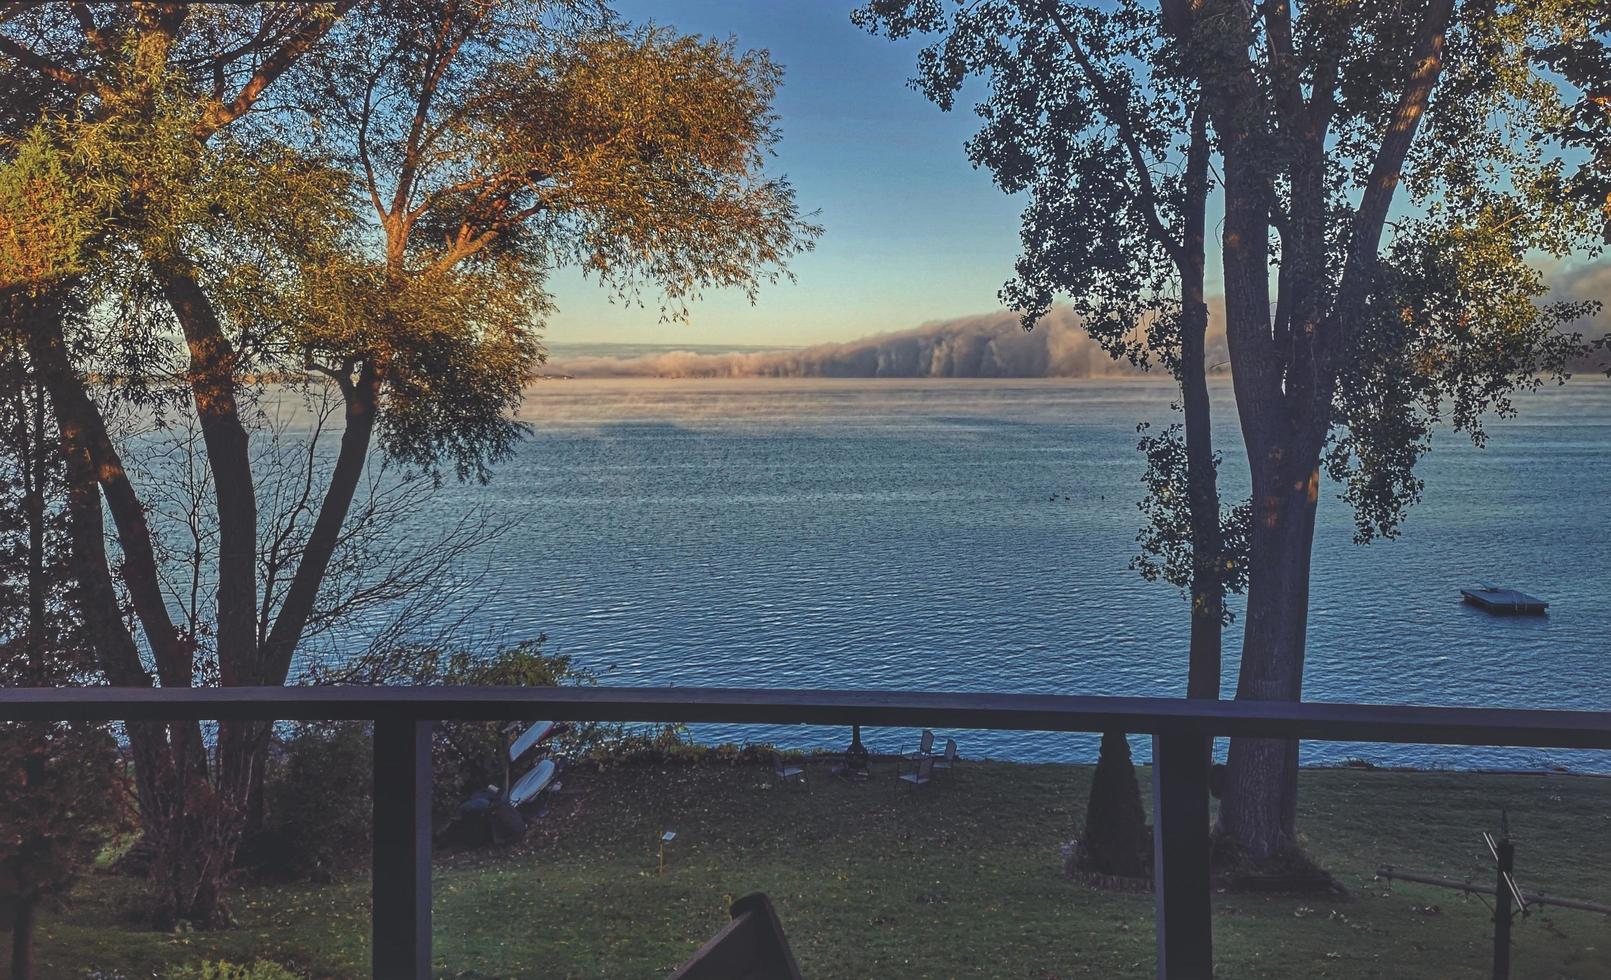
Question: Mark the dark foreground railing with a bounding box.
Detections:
[4,686,1610,979]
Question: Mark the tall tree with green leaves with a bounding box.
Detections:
[1,0,817,925]
[1157,0,1602,862]
[863,0,1603,868]
[855,0,1251,877]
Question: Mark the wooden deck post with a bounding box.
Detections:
[373,719,433,979]
[1152,734,1212,979]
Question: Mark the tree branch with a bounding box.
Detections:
[27,305,190,687]
[0,35,93,95]
[1329,0,1456,350]
[1037,0,1188,269]
[260,365,382,684]
[160,263,261,684]
[196,0,355,140]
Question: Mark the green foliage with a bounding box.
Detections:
[283,4,822,482]
[296,257,544,481]
[505,27,823,314]
[1132,420,1250,615]
[0,66,354,404]
[1329,212,1600,542]
[259,723,372,882]
[1534,7,1610,256]
[862,0,1607,557]
[164,960,301,980]
[0,129,108,291]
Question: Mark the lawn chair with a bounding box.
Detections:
[772,751,805,784]
[670,891,804,980]
[932,738,958,774]
[899,753,935,787]
[903,729,935,761]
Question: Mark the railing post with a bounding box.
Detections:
[1152,734,1212,979]
[373,719,432,979]
[1494,834,1513,980]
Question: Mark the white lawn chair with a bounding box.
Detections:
[772,751,805,784]
[903,729,935,762]
[899,753,934,787]
[932,738,958,773]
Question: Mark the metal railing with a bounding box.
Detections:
[4,685,1610,979]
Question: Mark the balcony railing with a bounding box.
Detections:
[4,685,1610,979]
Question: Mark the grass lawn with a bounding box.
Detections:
[12,759,1611,978]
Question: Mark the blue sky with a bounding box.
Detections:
[544,2,1605,350]
[544,0,1036,348]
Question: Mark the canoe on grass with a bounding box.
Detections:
[509,720,559,761]
[509,759,557,807]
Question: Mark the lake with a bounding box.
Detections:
[337,377,1611,770]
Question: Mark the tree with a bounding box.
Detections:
[855,0,1251,884]
[0,0,817,925]
[0,310,119,980]
[1156,0,1601,863]
[1074,732,1151,878]
[862,0,1603,869]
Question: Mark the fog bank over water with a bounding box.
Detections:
[544,307,1231,379]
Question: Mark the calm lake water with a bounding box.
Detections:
[345,378,1610,770]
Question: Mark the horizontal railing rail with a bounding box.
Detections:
[4,685,1611,747]
[5,685,1609,980]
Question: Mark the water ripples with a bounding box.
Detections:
[360,379,1611,770]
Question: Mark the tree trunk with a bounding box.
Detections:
[161,265,259,684]
[1216,435,1322,860]
[1178,105,1222,702]
[11,897,35,980]
[1181,302,1222,703]
[24,294,239,925]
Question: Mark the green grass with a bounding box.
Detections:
[12,761,1611,978]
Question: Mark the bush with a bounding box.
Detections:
[164,961,301,980]
[426,640,605,820]
[256,722,371,881]
[309,638,601,827]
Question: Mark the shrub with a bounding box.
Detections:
[257,722,372,881]
[1074,731,1151,878]
[424,640,623,821]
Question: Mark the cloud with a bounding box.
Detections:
[1550,258,1611,311]
[545,307,1230,379]
[1545,259,1611,374]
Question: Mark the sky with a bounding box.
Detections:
[543,1,1607,352]
[543,0,1040,349]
